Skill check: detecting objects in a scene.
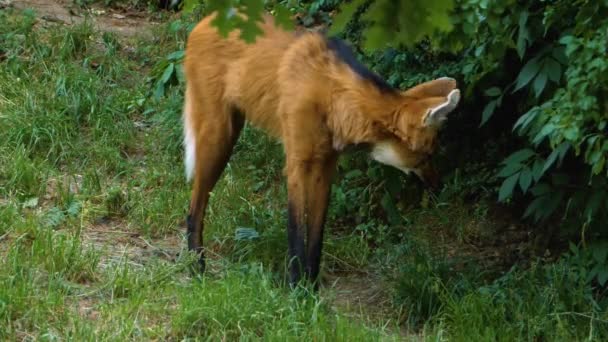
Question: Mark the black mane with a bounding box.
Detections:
[325,37,395,93]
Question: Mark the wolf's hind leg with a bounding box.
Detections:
[185,92,244,272]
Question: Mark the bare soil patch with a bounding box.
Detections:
[10,0,160,37]
[83,219,180,267]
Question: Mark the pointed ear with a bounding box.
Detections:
[403,77,458,98]
[422,89,461,127]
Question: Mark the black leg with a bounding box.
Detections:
[285,155,336,290]
[306,227,325,290]
[187,214,205,273]
[287,203,306,287]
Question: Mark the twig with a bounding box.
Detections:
[86,228,135,235]
[41,15,66,24]
[323,252,367,273]
[138,236,173,260]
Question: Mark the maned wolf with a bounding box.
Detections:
[183,13,461,287]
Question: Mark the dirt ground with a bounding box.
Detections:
[7,0,160,37]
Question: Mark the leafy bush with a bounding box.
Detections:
[442,0,608,231]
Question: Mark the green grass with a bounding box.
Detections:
[1,6,607,341]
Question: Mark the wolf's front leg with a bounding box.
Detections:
[285,154,337,288]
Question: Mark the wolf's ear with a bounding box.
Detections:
[422,89,461,127]
[403,77,458,98]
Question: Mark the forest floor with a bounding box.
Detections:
[1,1,606,340]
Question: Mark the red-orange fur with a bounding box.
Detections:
[183,13,460,285]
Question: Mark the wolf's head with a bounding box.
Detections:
[370,77,461,188]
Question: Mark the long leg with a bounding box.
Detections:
[285,154,336,287]
[305,155,336,286]
[185,93,243,272]
[286,195,306,286]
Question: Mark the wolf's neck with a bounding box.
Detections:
[326,83,401,150]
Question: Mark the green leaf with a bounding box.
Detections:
[533,123,556,145]
[363,26,389,51]
[154,82,165,100]
[209,3,238,38]
[480,100,497,126]
[519,167,533,193]
[514,57,541,92]
[239,23,264,43]
[167,50,185,61]
[240,0,266,42]
[513,108,539,133]
[542,149,560,174]
[504,149,535,165]
[353,0,455,51]
[558,35,575,46]
[499,173,519,202]
[531,159,544,182]
[532,70,548,98]
[556,142,570,163]
[516,10,529,59]
[175,64,185,84]
[551,45,568,64]
[273,4,294,31]
[160,63,175,84]
[544,58,561,83]
[484,87,501,97]
[563,127,579,141]
[497,162,522,178]
[329,0,366,35]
